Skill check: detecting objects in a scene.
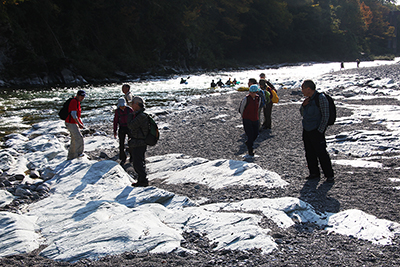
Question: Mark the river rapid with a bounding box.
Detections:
[1,59,399,139]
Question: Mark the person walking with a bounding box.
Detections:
[122,84,134,108]
[239,81,261,156]
[65,90,86,160]
[127,97,150,187]
[113,97,133,165]
[259,73,275,132]
[300,80,334,183]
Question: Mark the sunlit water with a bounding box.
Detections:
[1,59,399,139]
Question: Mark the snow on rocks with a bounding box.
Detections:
[0,212,42,256]
[331,159,383,168]
[1,117,400,262]
[202,197,325,229]
[327,129,400,157]
[0,190,14,207]
[147,154,288,189]
[326,209,400,245]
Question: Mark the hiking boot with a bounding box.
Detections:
[131,181,149,187]
[305,175,320,180]
[248,147,254,156]
[326,177,335,183]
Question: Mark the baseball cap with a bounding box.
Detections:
[77,90,86,96]
[117,97,127,107]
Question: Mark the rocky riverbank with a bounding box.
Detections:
[1,63,400,266]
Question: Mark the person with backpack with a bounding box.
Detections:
[239,80,261,156]
[127,96,150,187]
[250,79,266,130]
[65,90,86,160]
[300,80,334,183]
[259,73,275,132]
[113,98,133,166]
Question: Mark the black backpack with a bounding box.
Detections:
[315,92,336,126]
[58,98,77,120]
[144,114,160,146]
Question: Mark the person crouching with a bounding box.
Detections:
[127,97,149,187]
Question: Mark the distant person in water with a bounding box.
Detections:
[122,84,134,108]
[216,79,224,87]
[226,78,232,85]
[65,90,86,160]
[233,78,237,85]
[356,59,360,68]
[340,62,344,70]
[180,78,186,84]
[239,80,261,156]
[113,97,133,166]
[211,80,217,87]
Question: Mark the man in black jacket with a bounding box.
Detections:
[127,97,150,187]
[300,80,334,183]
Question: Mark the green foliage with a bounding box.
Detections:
[0,0,398,82]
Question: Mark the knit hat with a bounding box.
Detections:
[249,85,259,92]
[117,97,127,108]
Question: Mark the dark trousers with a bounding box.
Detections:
[262,101,273,129]
[130,145,148,183]
[302,129,334,178]
[118,127,131,161]
[243,119,259,151]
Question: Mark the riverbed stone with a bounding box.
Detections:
[0,151,15,171]
[29,170,40,179]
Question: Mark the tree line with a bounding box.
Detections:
[0,0,398,83]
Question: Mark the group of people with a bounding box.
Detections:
[210,78,238,88]
[65,74,334,188]
[65,84,150,187]
[239,75,334,183]
[238,73,276,156]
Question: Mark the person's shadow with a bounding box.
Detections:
[299,178,340,214]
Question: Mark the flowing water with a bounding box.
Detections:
[1,59,398,139]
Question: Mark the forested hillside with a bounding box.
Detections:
[0,0,398,86]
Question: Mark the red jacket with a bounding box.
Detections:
[113,106,133,134]
[242,95,259,121]
[65,98,82,124]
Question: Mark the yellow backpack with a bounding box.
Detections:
[271,89,279,103]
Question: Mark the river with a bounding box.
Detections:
[1,59,399,139]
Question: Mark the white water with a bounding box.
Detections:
[1,59,399,137]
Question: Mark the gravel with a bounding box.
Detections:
[1,63,400,266]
